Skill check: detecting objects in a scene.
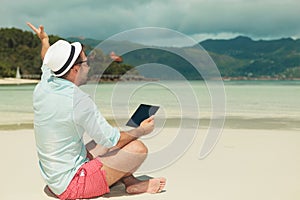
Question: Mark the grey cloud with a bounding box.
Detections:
[1,0,300,41]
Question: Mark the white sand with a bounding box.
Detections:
[1,128,300,200]
[0,78,39,85]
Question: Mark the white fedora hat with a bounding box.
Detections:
[43,40,82,77]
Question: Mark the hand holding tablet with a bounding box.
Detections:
[126,104,159,128]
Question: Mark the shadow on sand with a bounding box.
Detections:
[44,175,156,199]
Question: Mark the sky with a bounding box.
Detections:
[1,0,300,44]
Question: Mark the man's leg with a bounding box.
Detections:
[99,140,166,194]
[100,139,147,185]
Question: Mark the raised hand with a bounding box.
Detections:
[26,22,49,60]
[26,22,48,41]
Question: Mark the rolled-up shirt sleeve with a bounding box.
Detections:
[73,88,120,148]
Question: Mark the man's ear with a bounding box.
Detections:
[72,65,80,73]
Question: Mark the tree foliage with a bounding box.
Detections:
[1,27,300,79]
[0,27,61,77]
[0,28,136,78]
[200,36,300,78]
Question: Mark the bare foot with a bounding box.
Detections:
[125,177,166,194]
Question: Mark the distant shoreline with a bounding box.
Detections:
[1,116,299,131]
[222,76,300,81]
[0,78,39,85]
[1,76,300,86]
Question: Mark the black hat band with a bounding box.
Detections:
[54,45,75,76]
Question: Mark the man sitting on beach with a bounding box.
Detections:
[27,22,166,200]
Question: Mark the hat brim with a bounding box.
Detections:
[54,42,82,77]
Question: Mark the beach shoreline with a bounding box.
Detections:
[0,78,39,85]
[2,115,300,131]
[1,127,300,200]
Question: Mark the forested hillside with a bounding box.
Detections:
[0,28,135,78]
[0,27,62,77]
[1,27,300,79]
[200,36,300,78]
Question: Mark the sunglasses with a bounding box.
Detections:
[74,60,89,66]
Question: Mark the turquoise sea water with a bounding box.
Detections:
[0,80,299,130]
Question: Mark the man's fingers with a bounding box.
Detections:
[143,116,154,124]
[26,22,44,34]
[140,115,154,126]
[40,25,44,33]
[26,22,34,29]
[26,22,48,42]
[148,115,155,121]
[26,22,38,32]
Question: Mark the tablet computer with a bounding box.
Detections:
[126,104,160,127]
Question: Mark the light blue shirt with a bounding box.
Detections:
[33,65,120,195]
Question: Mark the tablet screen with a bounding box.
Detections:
[126,104,159,127]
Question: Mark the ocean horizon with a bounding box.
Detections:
[0,80,299,131]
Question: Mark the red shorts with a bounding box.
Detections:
[57,158,109,200]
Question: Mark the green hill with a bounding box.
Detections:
[200,36,300,78]
[1,27,300,79]
[0,29,135,78]
[0,27,61,77]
